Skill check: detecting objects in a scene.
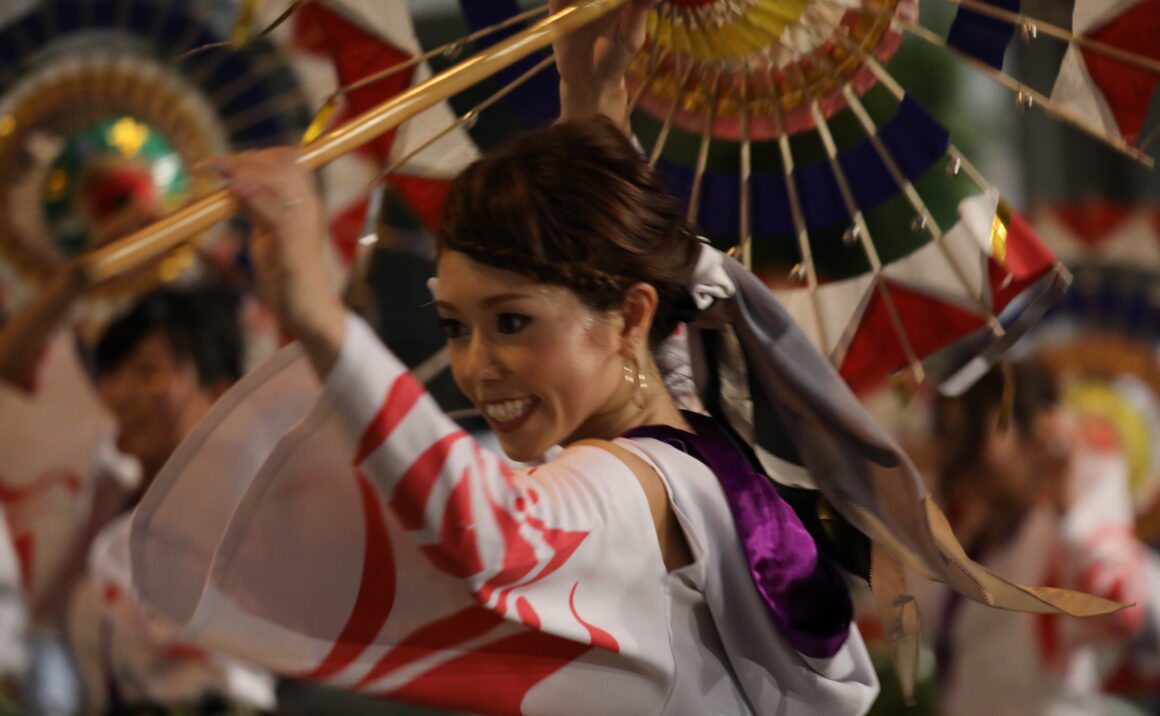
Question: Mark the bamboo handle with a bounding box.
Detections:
[80,0,630,285]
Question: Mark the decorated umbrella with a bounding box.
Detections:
[0,0,320,304]
[277,0,1158,395]
[1024,201,1160,542]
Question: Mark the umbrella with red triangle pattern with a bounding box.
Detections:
[282,0,1156,395]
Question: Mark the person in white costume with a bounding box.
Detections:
[917,362,1147,716]
[131,2,1121,714]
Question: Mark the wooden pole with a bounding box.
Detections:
[80,0,630,284]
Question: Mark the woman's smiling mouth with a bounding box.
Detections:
[483,396,538,432]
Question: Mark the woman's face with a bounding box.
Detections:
[435,251,629,462]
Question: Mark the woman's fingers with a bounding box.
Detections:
[195,148,338,343]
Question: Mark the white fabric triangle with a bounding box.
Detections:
[773,273,876,361]
[1031,207,1088,264]
[1050,45,1121,139]
[1096,210,1160,267]
[882,190,998,312]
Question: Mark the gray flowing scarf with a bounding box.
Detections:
[679,244,1125,697]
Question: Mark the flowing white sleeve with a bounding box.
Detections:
[322,314,669,651]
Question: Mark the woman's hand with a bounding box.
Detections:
[199,148,346,376]
[551,0,655,129]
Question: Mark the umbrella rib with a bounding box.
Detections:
[814,0,1153,166]
[648,58,695,169]
[222,92,309,136]
[839,80,1002,332]
[332,4,550,100]
[827,35,995,192]
[809,98,926,380]
[186,41,238,89]
[806,45,998,324]
[628,36,667,115]
[210,53,285,108]
[939,0,1160,75]
[687,70,721,224]
[374,54,557,180]
[768,73,832,359]
[170,0,215,62]
[739,74,753,269]
[178,1,306,60]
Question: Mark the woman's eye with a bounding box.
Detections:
[438,318,466,339]
[496,313,531,335]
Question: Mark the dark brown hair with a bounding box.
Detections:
[933,360,1059,479]
[437,116,700,348]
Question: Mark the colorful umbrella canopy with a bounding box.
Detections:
[1028,201,1160,542]
[0,0,313,301]
[292,0,1158,392]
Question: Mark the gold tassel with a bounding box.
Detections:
[229,0,262,49]
[302,95,338,145]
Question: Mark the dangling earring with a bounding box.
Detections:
[623,355,647,409]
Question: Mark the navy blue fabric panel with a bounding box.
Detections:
[838,140,898,210]
[457,1,561,126]
[797,162,852,229]
[750,173,794,237]
[879,95,951,179]
[697,171,741,237]
[656,164,799,237]
[946,0,1021,69]
[655,158,695,212]
[653,96,948,236]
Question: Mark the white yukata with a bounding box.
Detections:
[124,314,877,715]
[913,445,1147,716]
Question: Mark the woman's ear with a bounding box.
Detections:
[620,282,658,353]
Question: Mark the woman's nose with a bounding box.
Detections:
[465,334,504,382]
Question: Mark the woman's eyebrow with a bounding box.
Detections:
[435,293,534,312]
[480,292,534,309]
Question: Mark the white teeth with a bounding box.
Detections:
[484,398,534,423]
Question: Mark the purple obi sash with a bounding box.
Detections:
[624,413,852,659]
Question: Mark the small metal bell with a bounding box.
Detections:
[946,156,962,177]
[1020,22,1038,42]
[842,224,861,246]
[1017,91,1034,110]
[789,263,808,283]
[911,215,929,232]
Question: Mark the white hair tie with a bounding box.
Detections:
[689,239,736,310]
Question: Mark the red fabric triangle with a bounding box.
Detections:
[839,282,985,393]
[329,196,372,266]
[987,258,1038,313]
[290,5,330,56]
[1003,208,1057,280]
[295,3,417,165]
[389,174,453,233]
[1051,202,1135,246]
[1080,0,1160,145]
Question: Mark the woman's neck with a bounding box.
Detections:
[569,373,691,444]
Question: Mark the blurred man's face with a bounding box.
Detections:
[95,331,217,480]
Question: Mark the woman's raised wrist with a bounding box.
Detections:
[560,81,629,129]
[288,298,347,379]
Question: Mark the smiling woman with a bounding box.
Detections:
[124,1,1128,714]
[432,118,698,463]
